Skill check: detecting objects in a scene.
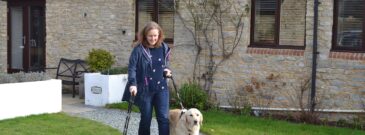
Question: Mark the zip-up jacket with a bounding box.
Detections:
[122,42,171,106]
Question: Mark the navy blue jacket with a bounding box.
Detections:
[122,42,171,106]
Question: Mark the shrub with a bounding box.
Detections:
[86,49,115,72]
[0,72,17,84]
[173,82,208,110]
[240,103,253,116]
[351,117,364,130]
[336,119,348,127]
[0,72,51,84]
[101,66,128,75]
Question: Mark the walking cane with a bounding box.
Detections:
[123,95,135,135]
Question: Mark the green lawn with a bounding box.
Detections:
[201,110,365,135]
[1,107,364,135]
[0,113,120,135]
[107,102,365,135]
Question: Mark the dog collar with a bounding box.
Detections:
[179,109,187,119]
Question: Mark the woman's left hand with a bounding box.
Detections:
[164,69,172,77]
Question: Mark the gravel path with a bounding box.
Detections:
[67,107,158,135]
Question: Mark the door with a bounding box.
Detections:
[7,0,45,72]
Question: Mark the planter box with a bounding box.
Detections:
[84,73,127,106]
[0,79,62,120]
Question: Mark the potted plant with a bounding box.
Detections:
[85,48,115,73]
[84,49,128,106]
[0,72,62,120]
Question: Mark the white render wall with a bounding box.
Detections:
[0,79,62,120]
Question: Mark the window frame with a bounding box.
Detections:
[249,0,306,50]
[135,0,174,43]
[332,0,365,52]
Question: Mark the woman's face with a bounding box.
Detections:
[146,28,159,46]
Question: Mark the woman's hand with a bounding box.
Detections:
[129,86,137,96]
[164,69,172,78]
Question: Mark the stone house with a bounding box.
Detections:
[0,0,364,116]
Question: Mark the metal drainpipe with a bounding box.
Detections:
[310,0,320,112]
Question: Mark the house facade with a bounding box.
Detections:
[0,0,364,115]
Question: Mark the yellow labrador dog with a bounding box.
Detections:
[169,108,203,135]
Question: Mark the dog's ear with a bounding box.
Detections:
[185,114,190,126]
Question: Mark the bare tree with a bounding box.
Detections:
[285,77,324,124]
[175,0,249,95]
[357,91,365,113]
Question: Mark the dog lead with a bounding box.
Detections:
[164,71,185,109]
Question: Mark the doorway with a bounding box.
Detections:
[7,0,46,72]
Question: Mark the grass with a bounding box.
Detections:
[106,102,158,117]
[106,102,139,112]
[107,102,365,134]
[0,113,120,135]
[201,110,365,135]
[3,104,364,135]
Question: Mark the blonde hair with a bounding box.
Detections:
[137,21,165,48]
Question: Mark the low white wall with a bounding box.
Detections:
[0,79,62,120]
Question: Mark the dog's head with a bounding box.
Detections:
[183,108,203,127]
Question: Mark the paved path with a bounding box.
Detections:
[62,94,159,135]
[62,94,98,113]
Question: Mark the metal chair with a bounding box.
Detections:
[56,58,88,98]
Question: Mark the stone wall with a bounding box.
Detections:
[0,0,364,111]
[172,0,365,111]
[314,1,365,110]
[0,1,7,72]
[46,0,135,70]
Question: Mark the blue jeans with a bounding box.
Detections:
[138,90,169,135]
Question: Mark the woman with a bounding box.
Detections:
[122,21,172,135]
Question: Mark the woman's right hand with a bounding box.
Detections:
[129,86,137,96]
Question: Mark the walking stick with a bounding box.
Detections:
[123,95,135,135]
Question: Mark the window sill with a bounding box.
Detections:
[247,48,304,56]
[329,51,365,60]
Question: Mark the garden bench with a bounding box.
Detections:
[56,58,88,98]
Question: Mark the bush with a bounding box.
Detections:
[0,72,52,84]
[86,49,115,72]
[101,67,128,75]
[240,104,253,116]
[172,82,209,110]
[0,72,17,84]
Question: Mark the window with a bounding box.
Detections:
[250,0,306,48]
[333,0,365,51]
[136,0,174,42]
